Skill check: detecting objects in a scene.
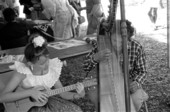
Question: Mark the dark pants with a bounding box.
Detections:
[0,103,4,112]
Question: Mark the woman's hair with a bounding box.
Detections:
[24,33,49,63]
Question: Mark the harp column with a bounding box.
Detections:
[167,0,170,67]
[120,0,131,112]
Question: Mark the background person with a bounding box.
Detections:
[0,0,8,18]
[147,0,160,30]
[85,0,105,35]
[34,0,79,40]
[0,8,34,50]
[69,0,86,37]
[19,0,34,19]
[5,0,20,16]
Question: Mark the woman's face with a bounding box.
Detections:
[34,54,49,69]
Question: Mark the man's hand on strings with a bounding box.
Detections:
[94,49,112,62]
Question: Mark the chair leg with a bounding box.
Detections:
[144,101,149,112]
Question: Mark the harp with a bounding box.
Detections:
[98,0,136,111]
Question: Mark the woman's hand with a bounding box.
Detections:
[30,86,49,103]
[94,49,112,62]
[75,83,85,98]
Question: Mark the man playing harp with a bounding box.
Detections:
[83,20,148,111]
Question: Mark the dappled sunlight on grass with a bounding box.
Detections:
[148,34,167,43]
[138,28,167,43]
[145,32,167,43]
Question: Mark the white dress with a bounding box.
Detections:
[10,58,82,112]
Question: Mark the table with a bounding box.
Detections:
[0,39,93,73]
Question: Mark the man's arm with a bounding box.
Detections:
[129,45,147,94]
[134,46,147,85]
[83,38,111,74]
[83,39,98,74]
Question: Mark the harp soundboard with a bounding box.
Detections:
[98,0,136,111]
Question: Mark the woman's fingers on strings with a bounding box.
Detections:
[38,97,46,103]
[38,93,48,103]
[42,92,49,98]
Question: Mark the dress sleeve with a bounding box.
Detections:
[50,58,63,81]
[9,61,32,75]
